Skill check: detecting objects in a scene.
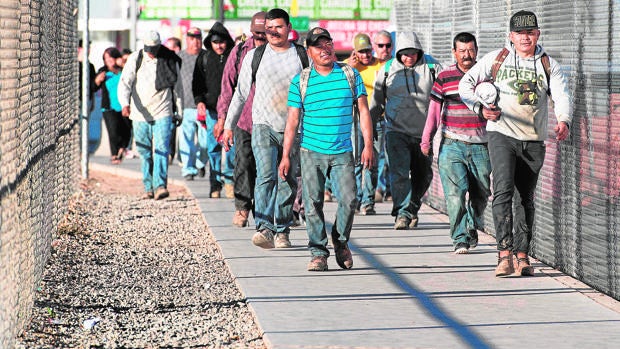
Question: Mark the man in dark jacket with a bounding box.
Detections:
[193,22,235,198]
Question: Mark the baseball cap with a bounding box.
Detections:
[251,11,266,33]
[306,27,332,47]
[510,10,539,32]
[353,33,372,51]
[187,27,202,38]
[143,31,161,53]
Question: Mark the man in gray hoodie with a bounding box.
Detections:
[459,11,571,277]
[370,32,442,230]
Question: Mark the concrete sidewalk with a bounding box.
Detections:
[91,155,620,349]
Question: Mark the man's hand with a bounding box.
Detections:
[481,104,501,121]
[554,121,570,141]
[278,156,290,180]
[360,145,375,169]
[94,71,106,86]
[122,106,130,117]
[221,129,234,152]
[421,146,431,157]
[213,118,225,139]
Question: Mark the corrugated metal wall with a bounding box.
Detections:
[0,0,79,346]
[392,0,620,299]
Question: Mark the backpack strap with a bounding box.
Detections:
[541,53,551,96]
[424,54,436,81]
[234,41,245,71]
[299,67,312,105]
[136,49,144,71]
[490,47,510,82]
[337,62,358,102]
[251,43,309,85]
[381,58,394,103]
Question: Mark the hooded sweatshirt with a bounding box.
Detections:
[192,22,235,110]
[370,32,442,138]
[458,44,572,141]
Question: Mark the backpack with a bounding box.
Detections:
[490,47,551,96]
[381,54,437,100]
[251,43,309,85]
[298,62,357,104]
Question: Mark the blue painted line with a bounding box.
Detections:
[349,242,491,349]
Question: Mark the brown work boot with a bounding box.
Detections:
[307,255,328,271]
[495,251,515,277]
[232,210,249,227]
[335,243,353,269]
[223,183,234,198]
[516,255,535,276]
[274,233,292,248]
[251,229,274,249]
[154,187,169,200]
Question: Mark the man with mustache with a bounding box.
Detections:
[421,32,491,254]
[214,11,267,227]
[222,8,308,249]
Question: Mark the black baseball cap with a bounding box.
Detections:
[306,27,332,47]
[510,10,539,32]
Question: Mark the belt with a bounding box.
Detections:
[443,134,486,146]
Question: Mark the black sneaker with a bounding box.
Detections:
[454,242,469,254]
[468,230,478,249]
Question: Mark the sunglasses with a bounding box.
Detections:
[377,43,392,48]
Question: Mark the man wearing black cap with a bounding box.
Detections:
[279,27,375,271]
[214,11,268,228]
[193,22,235,198]
[118,30,183,200]
[459,10,572,277]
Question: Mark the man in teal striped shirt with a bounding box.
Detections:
[279,27,375,272]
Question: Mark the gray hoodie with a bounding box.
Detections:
[370,32,442,138]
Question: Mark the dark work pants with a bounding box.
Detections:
[488,131,545,254]
[103,110,131,157]
[233,127,256,212]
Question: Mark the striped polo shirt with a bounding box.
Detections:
[288,63,366,154]
[430,64,487,142]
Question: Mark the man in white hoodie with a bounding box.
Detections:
[370,32,442,230]
[459,10,572,277]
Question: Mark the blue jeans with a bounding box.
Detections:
[438,138,491,247]
[251,124,298,234]
[300,148,357,257]
[488,131,545,253]
[133,117,172,193]
[179,108,207,177]
[376,121,389,194]
[354,124,379,208]
[385,131,433,219]
[206,109,235,190]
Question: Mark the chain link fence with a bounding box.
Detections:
[392,0,620,300]
[0,0,79,346]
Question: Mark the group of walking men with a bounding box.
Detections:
[118,8,572,276]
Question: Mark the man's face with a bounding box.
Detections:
[308,38,335,67]
[211,40,227,55]
[372,35,392,61]
[186,35,202,54]
[265,18,290,47]
[509,29,540,56]
[355,49,373,66]
[400,51,419,68]
[452,41,477,72]
[252,30,267,47]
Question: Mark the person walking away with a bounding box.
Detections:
[458,10,572,276]
[370,32,443,230]
[214,11,267,227]
[421,32,491,254]
[118,30,183,200]
[193,22,235,198]
[222,8,309,249]
[344,32,384,216]
[95,47,132,165]
[177,27,207,181]
[279,27,375,271]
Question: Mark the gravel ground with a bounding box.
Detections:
[15,171,265,348]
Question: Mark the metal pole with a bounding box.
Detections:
[130,0,137,51]
[81,0,90,179]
